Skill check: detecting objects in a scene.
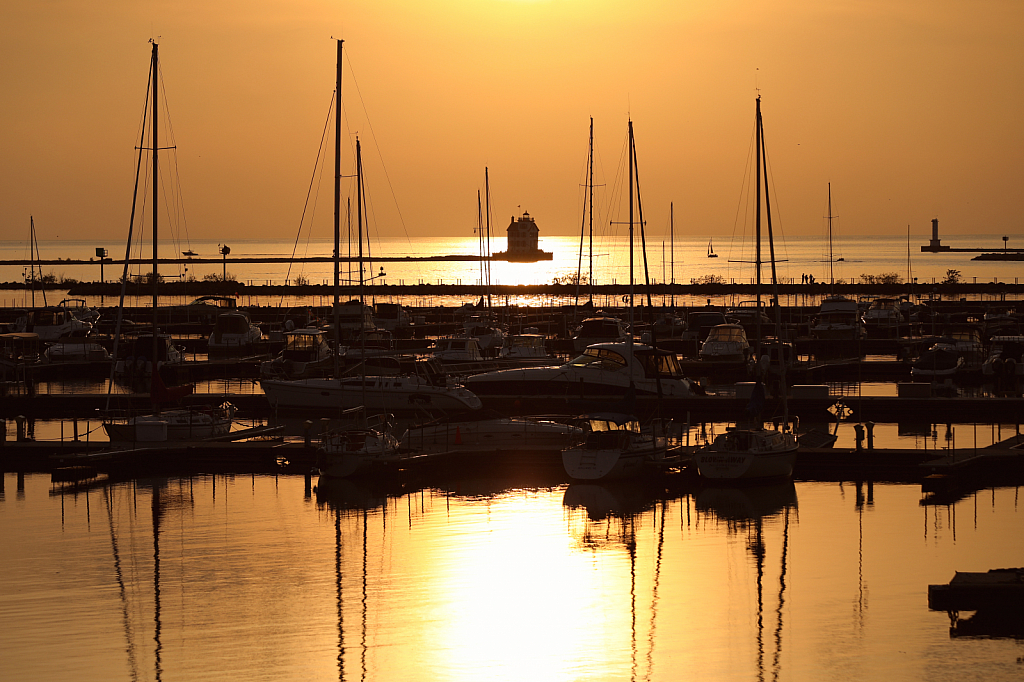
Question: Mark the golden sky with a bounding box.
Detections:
[2,0,1021,244]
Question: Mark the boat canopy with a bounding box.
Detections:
[567,346,627,371]
[705,324,748,343]
[584,413,640,433]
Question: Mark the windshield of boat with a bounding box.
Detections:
[588,418,639,432]
[705,326,747,343]
[568,347,627,371]
[635,350,685,378]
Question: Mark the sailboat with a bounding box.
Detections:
[102,41,234,443]
[696,96,798,481]
[259,41,481,415]
[810,184,863,341]
[561,120,670,481]
[707,238,718,258]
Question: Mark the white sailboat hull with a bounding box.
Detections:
[261,377,482,412]
[561,441,666,481]
[696,438,797,480]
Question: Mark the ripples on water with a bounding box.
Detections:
[1,473,1021,681]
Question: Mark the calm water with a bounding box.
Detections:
[1,233,1021,310]
[2,473,1021,681]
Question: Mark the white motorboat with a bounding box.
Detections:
[58,298,101,325]
[943,324,985,370]
[400,409,581,458]
[43,340,111,363]
[464,341,694,402]
[572,316,630,352]
[260,328,334,379]
[561,413,668,481]
[463,314,505,354]
[261,371,482,413]
[910,341,963,377]
[699,324,751,363]
[433,337,484,362]
[208,310,263,354]
[695,425,798,480]
[810,296,863,340]
[15,307,92,341]
[498,333,550,360]
[981,335,1024,378]
[861,297,902,337]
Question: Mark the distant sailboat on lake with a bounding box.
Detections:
[708,238,718,258]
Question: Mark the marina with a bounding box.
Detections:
[4,12,1024,678]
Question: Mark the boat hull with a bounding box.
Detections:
[261,377,482,413]
[695,445,797,480]
[561,446,658,481]
[401,418,578,457]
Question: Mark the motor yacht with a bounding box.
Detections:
[571,317,629,352]
[464,341,693,403]
[260,328,334,379]
[810,296,863,340]
[208,310,263,354]
[699,324,751,363]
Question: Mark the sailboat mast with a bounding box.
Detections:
[755,96,762,352]
[357,138,364,302]
[151,41,160,371]
[827,182,834,288]
[484,167,492,309]
[333,39,343,380]
[628,120,635,343]
[759,97,787,427]
[670,202,674,308]
[478,190,484,288]
[588,117,594,302]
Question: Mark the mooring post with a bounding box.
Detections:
[854,423,864,451]
[866,421,874,450]
[0,419,5,448]
[15,415,26,442]
[303,420,314,449]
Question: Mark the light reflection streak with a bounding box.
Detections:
[105,485,140,682]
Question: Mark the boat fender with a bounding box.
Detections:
[1004,358,1017,376]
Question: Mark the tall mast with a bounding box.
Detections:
[631,137,653,310]
[151,40,160,374]
[332,39,343,380]
[357,138,364,303]
[754,95,762,353]
[759,98,787,428]
[484,167,492,309]
[588,117,594,302]
[627,120,635,348]
[827,182,835,289]
[670,202,675,308]
[477,190,484,288]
